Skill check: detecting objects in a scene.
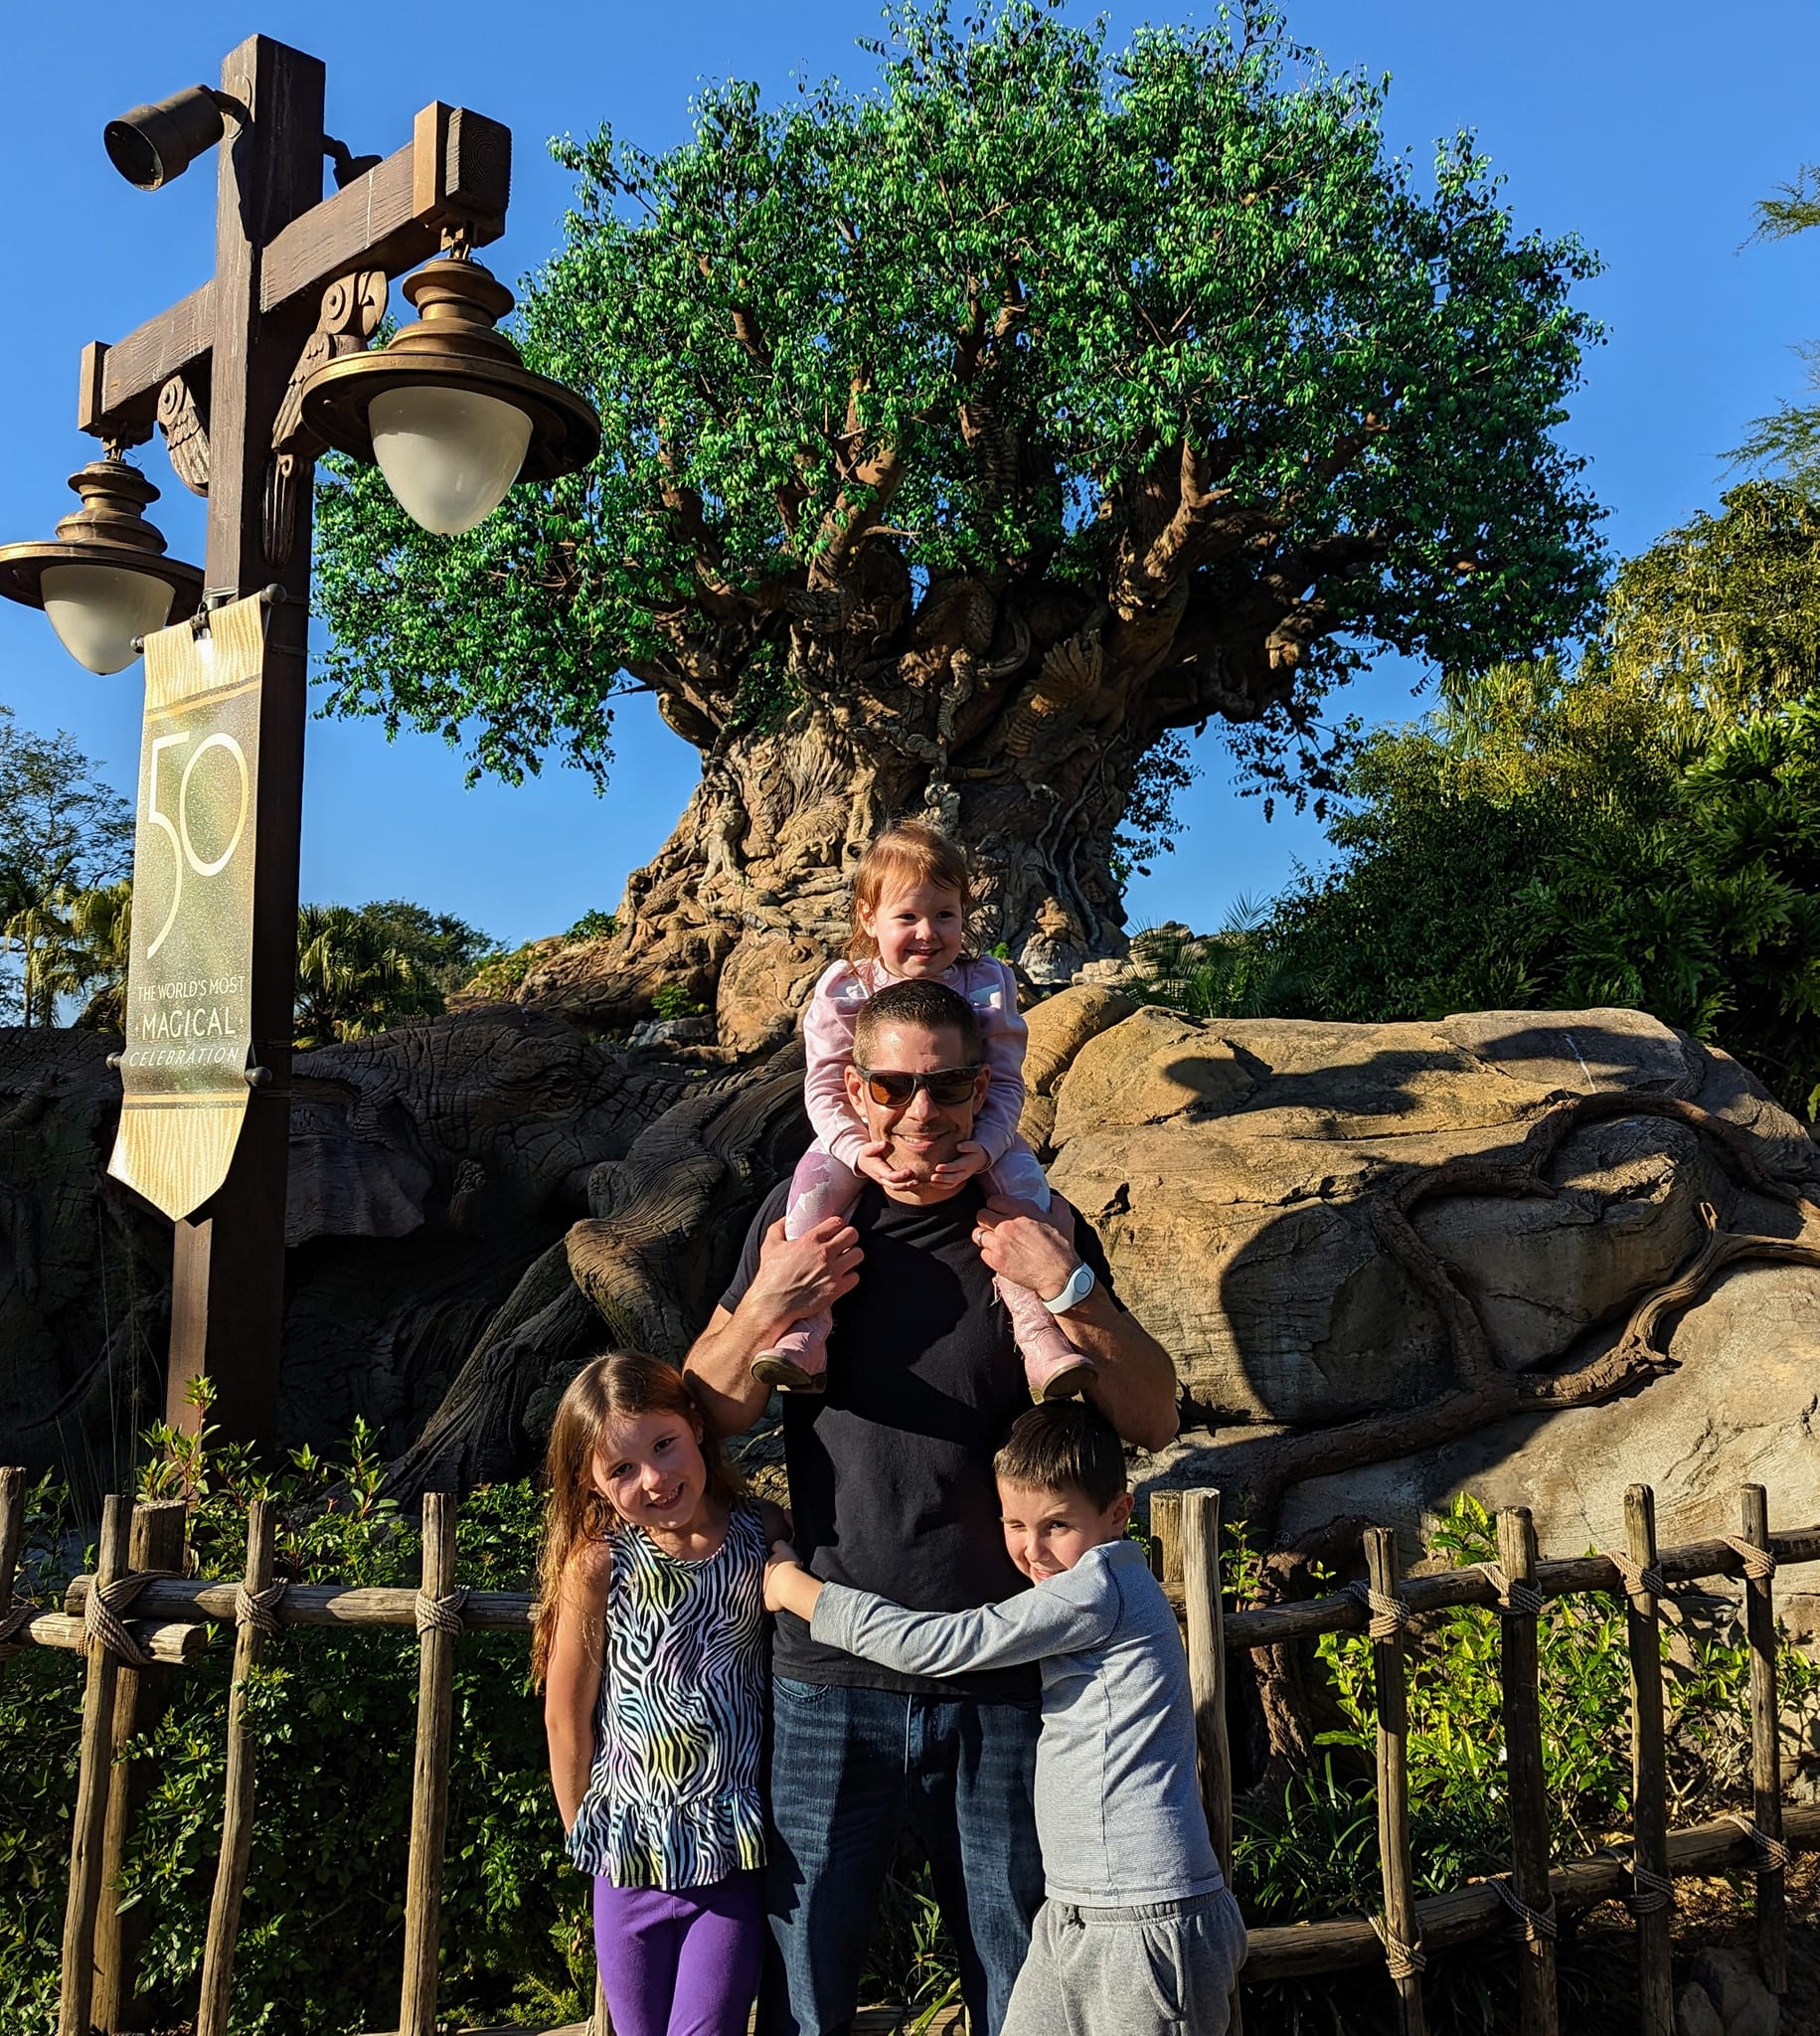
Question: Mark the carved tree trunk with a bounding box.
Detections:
[514,450,1333,1050]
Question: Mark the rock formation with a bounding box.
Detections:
[0,1010,701,1492]
[8,990,1820,1568]
[1024,992,1820,1558]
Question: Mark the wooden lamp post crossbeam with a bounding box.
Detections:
[12,35,596,1445]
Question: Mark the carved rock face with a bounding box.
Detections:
[1038,1002,1820,1551]
[285,1006,685,1245]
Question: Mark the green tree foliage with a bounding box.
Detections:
[1602,482,1820,718]
[3,878,136,1029]
[1734,162,1820,487]
[1247,655,1690,1025]
[339,900,497,996]
[0,710,132,1024]
[311,0,1605,808]
[292,904,446,1048]
[1139,482,1820,1111]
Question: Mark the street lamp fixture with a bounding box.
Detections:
[299,239,599,534]
[0,33,601,1480]
[0,454,203,672]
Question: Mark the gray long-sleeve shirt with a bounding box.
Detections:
[810,1536,1223,1907]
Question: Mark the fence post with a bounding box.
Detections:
[1495,1505,1558,2036]
[1622,1485,1674,2036]
[399,1492,463,2036]
[1181,1488,1239,2032]
[59,1495,133,2036]
[197,1498,278,2036]
[1149,1489,1183,1597]
[94,1499,188,2034]
[1365,1528,1425,2036]
[1739,1484,1787,1992]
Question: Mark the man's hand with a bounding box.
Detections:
[765,1539,823,1620]
[856,1140,915,1190]
[973,1195,1078,1302]
[685,1215,865,1437]
[749,1214,864,1327]
[927,1139,991,1190]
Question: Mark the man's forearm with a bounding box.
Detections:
[684,1301,782,1438]
[1066,1290,1180,1451]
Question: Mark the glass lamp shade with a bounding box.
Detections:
[368,384,534,535]
[40,562,176,674]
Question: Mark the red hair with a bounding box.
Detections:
[845,820,975,963]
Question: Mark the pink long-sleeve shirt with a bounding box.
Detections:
[801,955,1028,1173]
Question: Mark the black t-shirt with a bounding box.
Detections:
[719,1177,1120,1701]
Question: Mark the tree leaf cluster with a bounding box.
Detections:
[0,710,132,1025]
[311,0,1605,802]
[1132,482,1820,1114]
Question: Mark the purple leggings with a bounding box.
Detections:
[593,1871,763,2036]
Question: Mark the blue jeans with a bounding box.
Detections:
[759,1676,1044,2036]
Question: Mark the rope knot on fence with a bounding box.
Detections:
[1488,1874,1558,1943]
[83,1572,173,1668]
[1367,1911,1426,1979]
[1602,1550,1666,1603]
[1626,1861,1675,1917]
[414,1587,469,1637]
[1346,1578,1410,1642]
[1474,1563,1545,1617]
[1720,1536,1777,1581]
[1722,1812,1791,1873]
[234,1581,288,1637]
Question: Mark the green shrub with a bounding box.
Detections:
[1232,1493,1820,2029]
[650,983,707,1023]
[1,1412,586,2036]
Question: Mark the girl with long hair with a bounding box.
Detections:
[536,1349,772,2036]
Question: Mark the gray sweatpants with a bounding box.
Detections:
[1000,1886,1247,2036]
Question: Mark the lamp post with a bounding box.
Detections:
[0,37,597,1445]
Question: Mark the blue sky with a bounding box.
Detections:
[3,1,1818,950]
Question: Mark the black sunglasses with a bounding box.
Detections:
[856,1065,984,1108]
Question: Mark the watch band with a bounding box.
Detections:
[1042,1261,1096,1314]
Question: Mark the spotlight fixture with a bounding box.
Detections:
[0,456,203,672]
[298,240,599,535]
[103,84,235,191]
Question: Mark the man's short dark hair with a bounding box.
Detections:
[853,977,984,1068]
[994,1401,1127,1511]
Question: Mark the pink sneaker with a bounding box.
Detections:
[997,1276,1096,1402]
[750,1310,832,1394]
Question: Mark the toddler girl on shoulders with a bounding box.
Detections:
[750,818,1092,1402]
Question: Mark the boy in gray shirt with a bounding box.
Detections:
[764,1401,1246,2036]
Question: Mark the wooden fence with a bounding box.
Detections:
[3,1463,1813,2036]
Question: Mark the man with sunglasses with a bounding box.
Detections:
[687,977,1178,2036]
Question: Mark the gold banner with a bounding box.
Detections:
[108,594,265,1222]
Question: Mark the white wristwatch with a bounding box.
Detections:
[1042,1261,1096,1314]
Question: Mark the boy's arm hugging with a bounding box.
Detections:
[542,1537,612,1833]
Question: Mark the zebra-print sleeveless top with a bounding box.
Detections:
[568,1501,766,1889]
